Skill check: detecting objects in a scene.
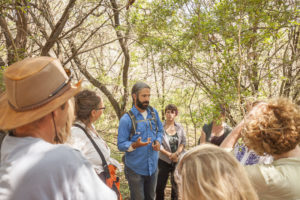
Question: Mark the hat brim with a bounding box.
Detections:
[0,84,81,130]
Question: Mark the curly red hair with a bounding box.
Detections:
[242,98,300,156]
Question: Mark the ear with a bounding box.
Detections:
[133,93,137,102]
[91,109,97,117]
[52,107,60,118]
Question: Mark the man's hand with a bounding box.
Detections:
[152,140,160,151]
[132,137,151,149]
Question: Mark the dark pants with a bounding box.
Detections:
[125,165,158,200]
[156,159,178,200]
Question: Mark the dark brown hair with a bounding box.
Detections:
[165,104,178,115]
[131,81,150,104]
[75,90,101,121]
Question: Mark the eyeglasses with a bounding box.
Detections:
[95,106,106,110]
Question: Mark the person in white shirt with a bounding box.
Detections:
[0,57,117,200]
[67,89,121,181]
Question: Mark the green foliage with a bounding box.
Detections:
[131,0,299,123]
[0,65,6,92]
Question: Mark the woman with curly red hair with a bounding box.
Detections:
[222,98,300,200]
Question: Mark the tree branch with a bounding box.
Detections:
[110,0,130,114]
[70,42,122,119]
[41,0,77,56]
[59,1,104,40]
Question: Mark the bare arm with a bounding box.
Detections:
[220,120,244,148]
[160,147,172,157]
[221,103,268,149]
[199,131,206,145]
[176,144,184,155]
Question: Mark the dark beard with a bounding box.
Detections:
[136,97,149,110]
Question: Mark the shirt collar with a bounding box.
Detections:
[132,105,150,117]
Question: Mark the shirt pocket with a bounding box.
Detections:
[131,121,146,141]
[150,119,157,134]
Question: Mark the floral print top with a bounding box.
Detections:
[234,138,273,165]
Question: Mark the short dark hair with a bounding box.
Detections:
[75,90,101,121]
[165,104,178,115]
[131,81,150,103]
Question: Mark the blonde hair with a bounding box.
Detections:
[57,99,75,143]
[242,97,300,156]
[176,144,258,200]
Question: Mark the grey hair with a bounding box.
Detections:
[131,81,150,103]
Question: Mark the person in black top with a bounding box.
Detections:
[198,106,232,146]
[156,104,186,200]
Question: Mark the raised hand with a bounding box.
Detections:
[132,137,151,149]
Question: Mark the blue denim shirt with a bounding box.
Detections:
[118,106,163,176]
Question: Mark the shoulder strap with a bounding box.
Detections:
[224,125,232,137]
[126,106,158,140]
[127,110,136,140]
[0,130,7,162]
[203,122,213,142]
[73,124,110,178]
[149,106,158,133]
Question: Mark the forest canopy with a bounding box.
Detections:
[0,0,299,139]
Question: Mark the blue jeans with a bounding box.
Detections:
[125,165,158,200]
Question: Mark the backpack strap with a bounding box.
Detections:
[203,122,213,142]
[126,106,158,140]
[0,130,7,162]
[149,106,158,133]
[126,110,136,140]
[73,124,110,179]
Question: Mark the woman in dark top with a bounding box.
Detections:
[156,104,186,200]
[198,108,232,146]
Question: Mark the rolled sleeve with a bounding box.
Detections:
[117,115,133,152]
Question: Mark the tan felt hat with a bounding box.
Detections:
[0,57,81,130]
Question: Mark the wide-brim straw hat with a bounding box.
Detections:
[0,57,81,130]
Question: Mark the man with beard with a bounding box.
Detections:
[118,81,163,200]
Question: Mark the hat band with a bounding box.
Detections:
[8,84,71,112]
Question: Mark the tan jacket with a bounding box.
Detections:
[246,157,300,200]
